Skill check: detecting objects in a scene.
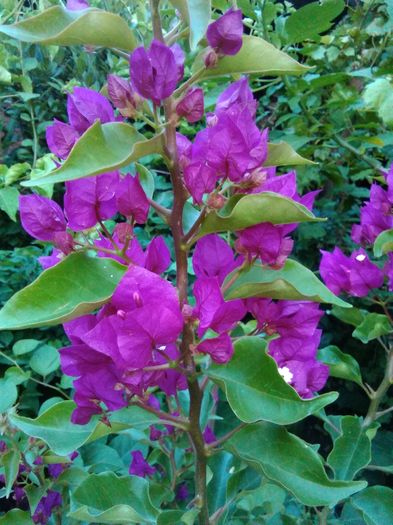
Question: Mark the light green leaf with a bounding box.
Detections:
[207,337,338,425]
[331,305,365,326]
[223,259,351,308]
[0,187,19,221]
[29,345,60,376]
[351,486,393,525]
[22,122,163,187]
[170,0,211,50]
[195,35,310,77]
[327,416,371,481]
[285,0,345,44]
[2,450,21,498]
[352,313,392,344]
[0,378,18,412]
[226,422,366,506]
[198,192,323,237]
[4,162,30,185]
[13,339,40,356]
[264,141,315,167]
[0,66,11,84]
[373,228,393,256]
[135,163,155,199]
[70,472,159,524]
[0,6,137,51]
[318,346,363,386]
[0,253,126,330]
[0,510,32,525]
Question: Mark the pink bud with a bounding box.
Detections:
[114,222,133,244]
[176,87,204,123]
[107,74,142,118]
[207,193,226,210]
[204,48,219,69]
[53,231,74,255]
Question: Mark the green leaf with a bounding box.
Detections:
[264,141,315,167]
[0,66,11,84]
[327,416,371,481]
[352,313,392,344]
[2,450,21,498]
[0,253,126,330]
[331,305,365,326]
[351,486,393,525]
[22,122,163,187]
[207,337,337,425]
[285,0,345,44]
[226,422,367,506]
[223,259,351,308]
[70,472,159,524]
[0,378,18,412]
[195,35,310,77]
[198,192,323,237]
[13,339,40,356]
[373,228,393,256]
[318,346,363,385]
[0,510,32,525]
[135,163,155,199]
[0,6,137,51]
[29,344,60,376]
[0,187,19,221]
[170,0,211,50]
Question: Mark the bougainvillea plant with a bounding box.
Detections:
[0,1,392,524]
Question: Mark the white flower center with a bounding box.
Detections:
[278,366,294,384]
[355,254,366,262]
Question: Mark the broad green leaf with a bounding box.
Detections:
[0,187,19,221]
[170,0,211,50]
[374,228,393,256]
[264,141,315,167]
[318,346,363,386]
[22,122,163,187]
[10,401,159,456]
[0,6,137,51]
[207,337,338,425]
[0,378,18,412]
[25,482,51,514]
[0,66,11,84]
[0,253,126,330]
[13,339,40,356]
[223,259,351,308]
[29,344,60,376]
[285,0,345,44]
[0,510,32,525]
[226,422,367,506]
[70,472,159,524]
[195,35,310,77]
[327,416,371,481]
[135,163,155,199]
[2,450,21,497]
[351,486,393,525]
[352,313,392,344]
[4,367,30,385]
[331,305,365,326]
[198,192,323,237]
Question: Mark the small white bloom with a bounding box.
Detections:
[355,254,366,262]
[278,366,294,384]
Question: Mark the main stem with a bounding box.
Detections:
[148,2,209,522]
[363,347,393,427]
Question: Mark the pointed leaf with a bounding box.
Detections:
[0,187,19,221]
[195,35,310,77]
[2,450,21,498]
[207,337,338,425]
[0,253,126,330]
[351,486,393,525]
[22,122,163,187]
[318,346,363,386]
[198,192,324,237]
[352,313,392,344]
[0,6,137,51]
[170,0,211,50]
[0,510,32,525]
[327,416,371,481]
[70,472,159,524]
[226,422,367,506]
[264,141,315,167]
[223,259,351,308]
[373,228,393,256]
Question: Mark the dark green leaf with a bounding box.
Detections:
[352,313,392,344]
[0,379,18,412]
[70,472,159,524]
[0,510,32,525]
[351,486,393,525]
[198,192,324,237]
[373,229,393,256]
[226,422,367,506]
[0,6,137,51]
[318,346,363,385]
[0,187,19,221]
[22,122,163,187]
[2,450,21,498]
[331,305,365,326]
[0,253,126,330]
[207,337,338,425]
[223,259,351,308]
[327,416,371,480]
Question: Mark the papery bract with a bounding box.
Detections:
[67,87,115,134]
[107,74,142,117]
[19,194,67,242]
[46,119,79,159]
[129,450,156,478]
[171,43,185,83]
[196,333,234,364]
[67,0,90,9]
[215,77,257,118]
[116,173,149,223]
[144,236,171,274]
[193,234,239,285]
[33,490,62,525]
[176,87,204,123]
[206,8,243,56]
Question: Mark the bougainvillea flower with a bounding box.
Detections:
[193,234,239,285]
[176,87,204,123]
[60,344,112,377]
[385,253,393,292]
[130,40,179,105]
[320,247,384,297]
[171,43,185,83]
[64,171,119,230]
[19,194,67,242]
[67,87,115,134]
[144,236,171,274]
[129,450,156,478]
[282,359,329,399]
[206,8,243,56]
[176,133,192,170]
[95,233,146,266]
[215,77,257,118]
[203,425,217,444]
[269,330,322,364]
[33,490,62,525]
[154,344,187,395]
[176,483,190,501]
[107,74,142,118]
[67,0,90,9]
[46,119,79,159]
[236,222,294,268]
[38,249,64,270]
[184,155,218,204]
[196,333,234,364]
[116,173,149,223]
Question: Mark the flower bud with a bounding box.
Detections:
[176,87,204,123]
[240,167,269,190]
[107,74,142,118]
[182,303,194,322]
[207,193,226,210]
[114,222,133,244]
[204,48,219,69]
[53,231,74,255]
[206,8,243,56]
